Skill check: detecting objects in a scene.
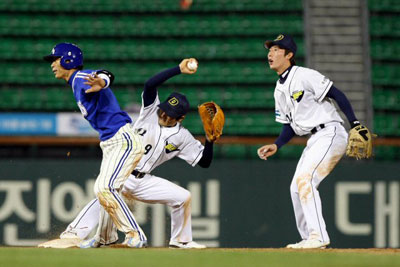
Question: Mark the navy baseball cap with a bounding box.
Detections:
[158,92,190,119]
[264,34,297,55]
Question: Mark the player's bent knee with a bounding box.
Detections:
[182,189,191,204]
[290,179,298,193]
[173,189,191,208]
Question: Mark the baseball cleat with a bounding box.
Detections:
[59,229,79,239]
[287,239,329,249]
[79,237,102,249]
[122,232,147,248]
[169,240,206,249]
[300,239,330,249]
[286,240,307,249]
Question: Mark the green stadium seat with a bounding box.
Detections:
[276,145,304,159]
[113,88,142,109]
[373,89,400,111]
[224,112,280,135]
[181,112,203,134]
[0,62,280,86]
[0,0,303,13]
[0,89,20,109]
[219,144,248,159]
[223,87,274,108]
[182,111,281,136]
[374,113,400,136]
[0,0,306,143]
[370,16,400,37]
[370,40,400,60]
[0,37,305,62]
[18,88,44,110]
[369,0,400,12]
[43,89,71,110]
[1,14,303,37]
[372,64,400,86]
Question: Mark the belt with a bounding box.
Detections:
[132,170,146,179]
[311,124,325,134]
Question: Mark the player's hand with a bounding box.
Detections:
[257,144,277,160]
[179,58,198,74]
[84,74,106,93]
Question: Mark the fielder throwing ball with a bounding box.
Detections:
[257,34,374,249]
[39,59,224,249]
[43,43,146,248]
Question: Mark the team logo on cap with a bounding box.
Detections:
[168,97,179,106]
[275,34,284,41]
[165,141,179,154]
[291,90,304,103]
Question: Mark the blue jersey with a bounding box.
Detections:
[68,70,132,141]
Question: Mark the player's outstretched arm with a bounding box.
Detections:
[84,74,105,93]
[257,144,277,160]
[142,59,196,107]
[84,70,115,93]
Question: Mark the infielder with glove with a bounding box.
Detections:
[44,43,146,248]
[257,34,374,249]
[39,58,225,249]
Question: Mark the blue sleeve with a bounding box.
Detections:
[197,140,214,168]
[326,85,359,127]
[274,124,296,149]
[143,66,181,107]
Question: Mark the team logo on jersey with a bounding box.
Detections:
[291,90,304,103]
[168,97,179,106]
[165,141,180,154]
[275,109,281,117]
[275,34,284,41]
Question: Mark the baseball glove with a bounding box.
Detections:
[346,124,375,159]
[198,102,225,142]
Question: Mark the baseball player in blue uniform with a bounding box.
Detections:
[44,43,146,248]
[39,59,213,249]
[257,34,371,249]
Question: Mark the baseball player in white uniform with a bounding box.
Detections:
[40,59,212,249]
[257,34,365,249]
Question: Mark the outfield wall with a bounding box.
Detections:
[0,159,399,248]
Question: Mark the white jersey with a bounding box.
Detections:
[133,94,204,173]
[274,66,343,136]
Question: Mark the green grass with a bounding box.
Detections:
[0,248,399,267]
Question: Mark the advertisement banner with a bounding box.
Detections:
[0,112,138,136]
[0,159,399,248]
[0,113,56,135]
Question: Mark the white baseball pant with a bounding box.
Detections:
[62,173,192,244]
[290,122,347,243]
[94,123,145,241]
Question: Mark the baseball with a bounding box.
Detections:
[187,60,198,71]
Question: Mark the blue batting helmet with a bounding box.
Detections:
[43,43,83,70]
